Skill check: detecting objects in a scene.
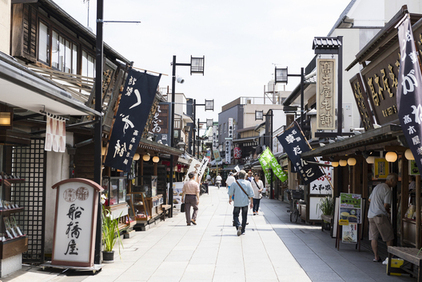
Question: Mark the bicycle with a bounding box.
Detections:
[288,189,304,223]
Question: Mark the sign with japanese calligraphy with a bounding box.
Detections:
[104,69,161,171]
[349,73,374,131]
[310,157,332,195]
[259,148,287,182]
[183,158,201,183]
[316,59,336,130]
[397,15,422,175]
[51,178,103,267]
[148,102,170,145]
[277,123,323,184]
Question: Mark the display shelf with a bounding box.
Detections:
[0,236,27,260]
[0,179,25,187]
[0,207,24,215]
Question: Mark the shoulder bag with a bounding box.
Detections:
[235,179,250,197]
[253,178,262,199]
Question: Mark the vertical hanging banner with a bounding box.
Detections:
[104,69,161,172]
[259,148,288,182]
[277,123,324,184]
[316,59,336,130]
[397,15,422,174]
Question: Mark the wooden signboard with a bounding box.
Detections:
[51,178,103,267]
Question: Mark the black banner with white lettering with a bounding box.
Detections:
[277,123,323,184]
[104,69,161,171]
[397,15,422,175]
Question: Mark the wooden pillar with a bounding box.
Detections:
[139,158,144,186]
[416,174,420,249]
[400,157,409,246]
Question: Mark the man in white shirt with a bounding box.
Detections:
[226,172,235,189]
[368,173,397,262]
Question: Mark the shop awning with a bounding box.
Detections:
[301,124,404,159]
[138,138,183,156]
[0,52,100,117]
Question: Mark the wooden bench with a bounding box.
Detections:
[388,246,421,280]
[160,205,172,221]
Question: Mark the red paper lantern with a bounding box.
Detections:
[234,147,242,159]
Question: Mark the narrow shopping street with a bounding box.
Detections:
[3,185,415,282]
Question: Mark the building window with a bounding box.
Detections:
[51,30,78,73]
[38,21,49,64]
[82,50,95,78]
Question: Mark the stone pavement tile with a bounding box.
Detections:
[213,264,245,282]
[181,263,215,281]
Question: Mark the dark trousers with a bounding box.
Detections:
[253,198,261,212]
[233,206,248,233]
[184,195,198,224]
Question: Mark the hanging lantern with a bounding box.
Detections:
[339,160,347,166]
[152,155,160,163]
[143,153,150,162]
[234,147,242,159]
[133,153,140,161]
[405,149,415,160]
[385,151,397,162]
[347,158,356,166]
[331,161,339,167]
[366,156,375,164]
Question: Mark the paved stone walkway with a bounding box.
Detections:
[2,185,416,281]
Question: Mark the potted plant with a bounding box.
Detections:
[101,194,123,261]
[317,196,334,230]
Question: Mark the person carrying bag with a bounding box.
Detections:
[251,173,264,215]
[228,170,254,236]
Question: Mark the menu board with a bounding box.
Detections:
[339,193,362,225]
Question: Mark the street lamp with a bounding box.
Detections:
[192,99,214,157]
[275,66,304,128]
[255,109,274,199]
[169,55,205,217]
[196,118,213,159]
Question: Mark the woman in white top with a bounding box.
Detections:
[251,173,264,215]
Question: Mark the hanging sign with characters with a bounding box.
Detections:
[277,122,323,184]
[397,15,422,174]
[104,69,161,172]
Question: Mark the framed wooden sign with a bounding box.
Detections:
[51,178,103,267]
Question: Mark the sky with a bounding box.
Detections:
[54,0,352,123]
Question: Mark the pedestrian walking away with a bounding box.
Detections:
[228,170,254,236]
[251,173,264,215]
[367,173,397,262]
[226,172,235,189]
[182,172,200,226]
[216,174,222,188]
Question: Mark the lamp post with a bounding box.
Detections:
[274,67,304,128]
[255,109,274,199]
[193,99,214,157]
[169,55,205,217]
[196,118,213,159]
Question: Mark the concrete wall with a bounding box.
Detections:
[0,0,10,54]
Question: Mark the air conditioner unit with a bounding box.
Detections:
[246,99,252,104]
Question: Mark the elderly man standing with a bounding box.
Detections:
[228,170,254,236]
[182,172,200,226]
[368,173,397,262]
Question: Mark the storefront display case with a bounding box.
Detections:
[102,176,129,229]
[0,175,28,260]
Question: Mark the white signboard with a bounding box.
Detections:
[51,178,102,267]
[309,157,333,195]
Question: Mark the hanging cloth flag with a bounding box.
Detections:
[104,69,161,172]
[277,122,323,184]
[259,148,288,182]
[44,114,66,153]
[397,14,422,174]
